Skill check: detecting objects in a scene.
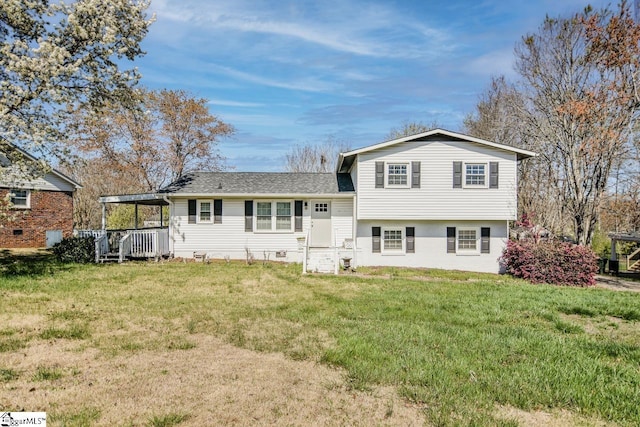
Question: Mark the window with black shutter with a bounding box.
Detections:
[447,227,456,253]
[481,227,490,253]
[294,200,303,232]
[244,200,253,232]
[372,227,381,253]
[188,199,197,224]
[406,227,415,253]
[214,199,222,224]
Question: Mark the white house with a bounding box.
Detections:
[96,129,535,273]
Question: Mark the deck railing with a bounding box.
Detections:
[76,228,169,262]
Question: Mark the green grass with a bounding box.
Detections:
[1,256,639,425]
[33,365,63,381]
[147,412,190,427]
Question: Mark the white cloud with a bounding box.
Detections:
[150,0,454,59]
[208,99,264,108]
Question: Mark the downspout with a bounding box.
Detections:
[162,195,174,257]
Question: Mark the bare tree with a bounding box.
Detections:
[68,89,234,191]
[285,136,349,172]
[386,121,444,140]
[514,3,640,245]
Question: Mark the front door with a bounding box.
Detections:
[310,201,331,247]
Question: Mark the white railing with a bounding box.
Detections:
[77,229,106,239]
[119,233,132,263]
[77,228,169,263]
[94,234,108,263]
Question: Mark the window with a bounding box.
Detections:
[276,202,291,230]
[314,203,328,212]
[256,202,272,230]
[457,228,478,252]
[10,189,29,208]
[465,164,486,187]
[197,200,212,223]
[387,164,408,186]
[383,229,403,251]
[255,201,292,232]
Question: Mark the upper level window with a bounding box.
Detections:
[10,189,29,208]
[256,201,292,232]
[387,164,408,186]
[465,164,486,187]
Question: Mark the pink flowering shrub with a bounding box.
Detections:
[501,239,598,287]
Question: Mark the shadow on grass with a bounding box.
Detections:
[0,249,72,277]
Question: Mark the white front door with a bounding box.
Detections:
[310,201,331,247]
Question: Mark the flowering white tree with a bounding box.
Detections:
[0,0,153,222]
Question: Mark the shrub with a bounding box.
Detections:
[501,239,598,287]
[52,237,95,263]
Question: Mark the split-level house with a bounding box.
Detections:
[0,143,82,248]
[97,129,535,273]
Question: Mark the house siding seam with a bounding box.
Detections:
[0,189,74,248]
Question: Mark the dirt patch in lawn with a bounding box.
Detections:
[496,405,614,427]
[1,334,426,426]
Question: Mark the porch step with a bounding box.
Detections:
[307,249,335,273]
[99,253,120,263]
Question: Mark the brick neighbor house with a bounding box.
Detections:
[0,144,81,248]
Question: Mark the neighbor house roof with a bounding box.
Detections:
[337,128,537,173]
[157,172,355,197]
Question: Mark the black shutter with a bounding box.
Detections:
[489,162,499,188]
[294,200,303,232]
[481,227,490,253]
[244,200,253,232]
[372,227,381,253]
[188,199,197,224]
[214,199,222,224]
[406,227,415,253]
[453,162,462,188]
[411,162,421,188]
[447,227,456,253]
[375,162,384,188]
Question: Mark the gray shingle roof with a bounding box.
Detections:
[159,172,355,195]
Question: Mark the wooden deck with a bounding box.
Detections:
[77,228,169,263]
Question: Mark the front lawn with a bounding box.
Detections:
[1,258,638,426]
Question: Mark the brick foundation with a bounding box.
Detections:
[0,189,74,248]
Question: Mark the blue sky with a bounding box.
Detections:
[136,0,613,171]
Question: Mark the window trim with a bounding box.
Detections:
[253,200,294,233]
[463,163,488,188]
[10,189,30,209]
[385,162,410,188]
[457,227,480,254]
[382,227,405,254]
[197,199,213,223]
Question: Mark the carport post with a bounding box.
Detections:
[611,238,618,261]
[101,203,107,230]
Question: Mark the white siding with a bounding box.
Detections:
[331,198,353,247]
[356,139,518,220]
[0,171,76,192]
[356,220,508,273]
[170,197,353,261]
